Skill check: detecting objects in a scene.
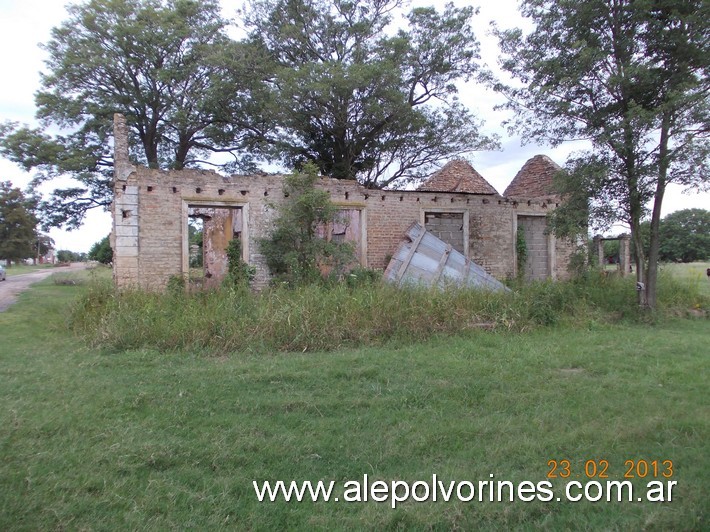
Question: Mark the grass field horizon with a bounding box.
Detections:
[0,266,708,529]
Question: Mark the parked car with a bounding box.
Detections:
[0,264,6,281]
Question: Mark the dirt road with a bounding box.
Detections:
[0,263,90,312]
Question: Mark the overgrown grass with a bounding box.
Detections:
[71,270,708,354]
[0,274,708,530]
[660,261,710,297]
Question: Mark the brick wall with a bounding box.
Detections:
[112,114,572,289]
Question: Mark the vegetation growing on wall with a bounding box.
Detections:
[258,164,355,287]
[515,225,527,279]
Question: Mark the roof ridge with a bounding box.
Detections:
[504,154,561,198]
[418,159,498,195]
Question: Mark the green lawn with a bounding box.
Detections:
[0,274,708,530]
[2,263,56,276]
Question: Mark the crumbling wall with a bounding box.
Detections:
[199,208,236,288]
[112,114,574,290]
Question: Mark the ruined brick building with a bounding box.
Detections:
[111,114,577,289]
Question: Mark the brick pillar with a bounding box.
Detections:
[593,235,604,268]
[113,114,137,183]
[619,234,631,277]
[112,114,139,287]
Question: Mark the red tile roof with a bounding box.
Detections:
[504,155,562,198]
[418,160,498,195]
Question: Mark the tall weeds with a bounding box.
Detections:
[70,271,707,353]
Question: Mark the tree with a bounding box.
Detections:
[34,233,55,264]
[88,235,113,264]
[658,208,710,262]
[496,0,709,308]
[243,0,496,187]
[0,0,267,229]
[0,181,39,265]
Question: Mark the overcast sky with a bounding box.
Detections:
[1,0,707,252]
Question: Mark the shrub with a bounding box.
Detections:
[224,237,255,288]
[258,163,355,287]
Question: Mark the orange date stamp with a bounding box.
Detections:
[547,459,674,479]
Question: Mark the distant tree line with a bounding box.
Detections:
[88,235,113,264]
[640,208,710,263]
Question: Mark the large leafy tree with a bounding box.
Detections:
[243,0,496,187]
[496,0,709,308]
[0,0,267,229]
[88,235,114,264]
[658,208,710,262]
[0,181,39,265]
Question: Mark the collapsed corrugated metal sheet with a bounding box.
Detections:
[383,222,510,291]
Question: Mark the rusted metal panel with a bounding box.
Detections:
[384,222,509,291]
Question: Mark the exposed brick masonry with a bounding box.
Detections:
[504,155,561,199]
[111,114,578,289]
[418,159,499,195]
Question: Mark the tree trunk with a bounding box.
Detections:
[174,134,190,170]
[628,178,647,307]
[645,112,672,310]
[144,132,160,169]
[631,219,647,307]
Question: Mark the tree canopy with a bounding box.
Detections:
[244,0,496,187]
[0,0,267,229]
[88,235,114,264]
[658,208,710,262]
[0,181,39,264]
[496,0,709,308]
[0,0,496,230]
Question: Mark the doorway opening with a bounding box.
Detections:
[186,205,246,289]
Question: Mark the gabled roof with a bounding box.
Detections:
[418,160,498,195]
[504,155,562,198]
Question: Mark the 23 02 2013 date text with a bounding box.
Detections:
[547,459,673,479]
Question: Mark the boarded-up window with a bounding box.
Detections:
[424,212,465,254]
[518,215,549,281]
